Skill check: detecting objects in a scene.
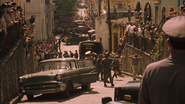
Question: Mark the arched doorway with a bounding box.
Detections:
[161,6,167,24]
[135,1,142,22]
[114,33,118,52]
[144,2,152,23]
[136,2,141,11]
[170,7,174,12]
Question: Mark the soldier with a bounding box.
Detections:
[101,52,114,87]
[139,16,185,104]
[112,55,122,78]
[59,50,62,58]
[69,51,74,58]
[74,50,78,59]
[85,51,91,59]
[96,54,104,80]
[63,51,70,58]
[93,53,98,65]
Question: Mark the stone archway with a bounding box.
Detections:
[144,2,152,22]
[136,1,141,11]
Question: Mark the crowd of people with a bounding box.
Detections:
[0,2,36,59]
[33,38,79,70]
[84,50,142,87]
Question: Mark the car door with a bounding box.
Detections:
[77,59,97,84]
[68,61,81,88]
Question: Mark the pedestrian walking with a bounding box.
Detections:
[139,16,185,104]
[96,54,104,80]
[74,50,78,59]
[101,52,114,87]
[112,55,121,78]
[129,54,142,80]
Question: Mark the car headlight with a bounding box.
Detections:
[56,74,62,81]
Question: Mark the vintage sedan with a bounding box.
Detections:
[102,80,141,104]
[18,58,97,100]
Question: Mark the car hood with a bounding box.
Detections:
[20,69,67,84]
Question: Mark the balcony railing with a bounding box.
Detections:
[0,22,21,59]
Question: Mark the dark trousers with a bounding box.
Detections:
[103,68,113,84]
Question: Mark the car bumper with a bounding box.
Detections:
[107,101,136,104]
[20,81,66,95]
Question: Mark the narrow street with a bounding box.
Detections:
[18,75,134,104]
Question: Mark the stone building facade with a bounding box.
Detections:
[94,0,135,51]
[26,0,55,41]
[134,0,182,24]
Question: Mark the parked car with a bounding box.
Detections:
[102,80,141,104]
[18,58,97,100]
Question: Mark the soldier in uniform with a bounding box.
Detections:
[74,50,78,59]
[59,50,62,58]
[139,16,185,104]
[63,51,70,58]
[85,51,91,59]
[96,54,104,80]
[101,52,114,87]
[93,53,98,66]
[112,55,122,78]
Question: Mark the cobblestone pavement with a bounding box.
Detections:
[18,74,135,104]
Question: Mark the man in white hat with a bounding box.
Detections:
[139,16,185,104]
[85,51,91,59]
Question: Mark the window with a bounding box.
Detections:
[45,0,50,4]
[179,0,184,7]
[26,0,30,2]
[118,1,122,9]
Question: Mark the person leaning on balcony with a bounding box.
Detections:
[0,10,7,39]
[139,16,185,104]
[4,7,13,27]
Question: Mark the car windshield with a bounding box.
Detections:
[38,61,70,71]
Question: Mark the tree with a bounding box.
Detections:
[53,0,79,17]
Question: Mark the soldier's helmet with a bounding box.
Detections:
[151,26,155,29]
[99,54,102,57]
[94,53,98,57]
[115,55,119,58]
[105,52,109,57]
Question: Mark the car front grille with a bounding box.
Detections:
[23,83,59,91]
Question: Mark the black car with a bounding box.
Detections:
[102,80,141,104]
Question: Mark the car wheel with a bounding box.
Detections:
[27,95,34,100]
[63,83,70,98]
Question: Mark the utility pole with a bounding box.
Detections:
[108,0,112,52]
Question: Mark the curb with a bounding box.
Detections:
[121,71,143,80]
[7,93,23,104]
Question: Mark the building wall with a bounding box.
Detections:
[95,14,109,51]
[26,0,55,41]
[134,0,180,24]
[102,0,135,10]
